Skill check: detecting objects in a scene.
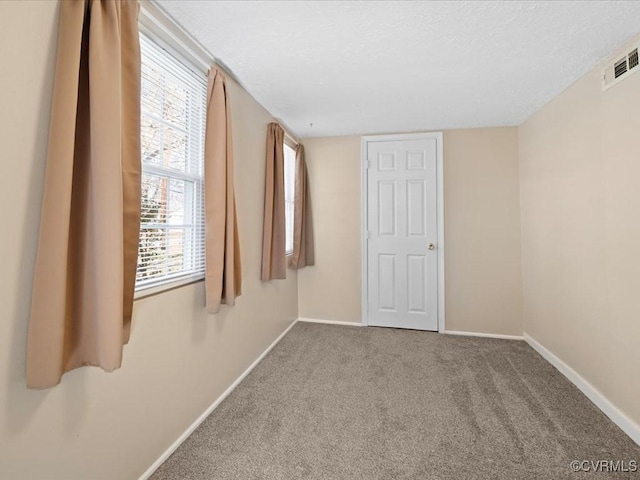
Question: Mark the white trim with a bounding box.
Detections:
[362,132,443,142]
[360,136,368,326]
[360,132,445,332]
[138,319,298,480]
[297,317,363,327]
[445,330,524,341]
[134,274,204,300]
[435,134,445,333]
[524,333,640,447]
[139,1,214,75]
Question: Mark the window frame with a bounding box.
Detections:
[283,142,297,257]
[134,24,209,300]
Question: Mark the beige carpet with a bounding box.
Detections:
[151,322,640,479]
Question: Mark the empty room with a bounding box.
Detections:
[2,0,640,478]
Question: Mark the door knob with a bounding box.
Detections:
[428,243,436,250]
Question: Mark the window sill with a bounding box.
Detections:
[134,273,205,301]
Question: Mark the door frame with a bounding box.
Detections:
[361,132,445,332]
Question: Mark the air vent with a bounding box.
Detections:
[614,58,628,78]
[603,43,640,90]
[629,48,638,69]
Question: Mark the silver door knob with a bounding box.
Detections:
[428,243,436,250]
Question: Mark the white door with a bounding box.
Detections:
[366,137,439,331]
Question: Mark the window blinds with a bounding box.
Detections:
[136,33,208,291]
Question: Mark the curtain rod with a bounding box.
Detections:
[285,132,299,146]
[275,118,301,145]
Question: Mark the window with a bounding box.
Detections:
[136,33,207,292]
[284,143,296,255]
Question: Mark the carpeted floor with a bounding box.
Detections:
[150,322,640,479]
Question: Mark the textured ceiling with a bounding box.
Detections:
[158,1,640,137]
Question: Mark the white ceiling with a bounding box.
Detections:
[158,1,640,138]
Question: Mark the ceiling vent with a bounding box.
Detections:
[602,45,640,90]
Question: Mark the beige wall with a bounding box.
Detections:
[519,45,640,426]
[444,128,523,335]
[0,2,297,479]
[298,128,523,336]
[297,137,363,323]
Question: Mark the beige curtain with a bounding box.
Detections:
[261,123,287,280]
[289,144,315,269]
[205,69,242,313]
[26,0,141,389]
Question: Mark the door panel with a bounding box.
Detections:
[407,180,426,237]
[367,138,439,331]
[407,254,426,313]
[378,152,397,171]
[407,151,426,170]
[378,181,397,236]
[378,254,397,311]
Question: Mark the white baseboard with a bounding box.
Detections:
[297,317,363,327]
[524,333,640,447]
[138,319,299,480]
[445,330,524,341]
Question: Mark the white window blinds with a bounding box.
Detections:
[136,33,207,292]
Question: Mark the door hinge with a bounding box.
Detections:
[364,160,372,169]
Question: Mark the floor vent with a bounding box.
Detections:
[603,44,640,90]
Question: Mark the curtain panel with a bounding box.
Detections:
[289,144,315,269]
[261,123,287,280]
[26,0,141,389]
[204,68,242,313]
